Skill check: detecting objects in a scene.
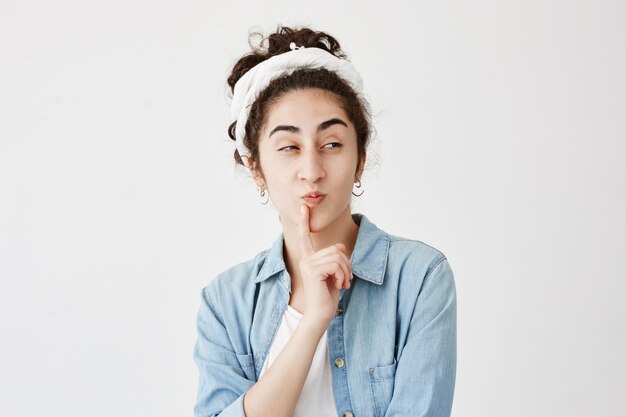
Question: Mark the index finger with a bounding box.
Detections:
[299,205,314,256]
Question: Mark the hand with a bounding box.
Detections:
[298,204,353,326]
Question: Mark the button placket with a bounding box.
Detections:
[327,292,354,416]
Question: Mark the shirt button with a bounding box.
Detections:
[335,305,343,315]
[334,358,345,368]
[343,412,353,417]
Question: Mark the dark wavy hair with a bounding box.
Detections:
[226,25,373,179]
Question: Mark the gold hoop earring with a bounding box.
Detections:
[352,179,364,197]
[259,187,269,205]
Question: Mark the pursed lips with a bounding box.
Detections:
[303,193,326,205]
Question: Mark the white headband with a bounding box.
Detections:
[230,42,364,169]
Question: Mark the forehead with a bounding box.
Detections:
[265,88,348,123]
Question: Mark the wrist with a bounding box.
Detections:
[299,315,331,335]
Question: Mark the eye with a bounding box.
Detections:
[278,145,298,152]
[323,142,343,149]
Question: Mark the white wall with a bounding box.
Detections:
[1,1,624,416]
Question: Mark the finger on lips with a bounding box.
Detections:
[298,204,353,289]
[299,205,314,255]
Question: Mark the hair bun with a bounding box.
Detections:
[227,25,347,93]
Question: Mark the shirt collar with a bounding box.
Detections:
[254,213,390,285]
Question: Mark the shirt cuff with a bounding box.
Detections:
[220,391,248,417]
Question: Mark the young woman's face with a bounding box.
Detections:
[254,88,362,233]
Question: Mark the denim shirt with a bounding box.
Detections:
[193,213,457,417]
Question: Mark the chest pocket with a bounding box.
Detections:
[368,358,397,417]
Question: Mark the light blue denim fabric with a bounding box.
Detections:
[193,213,457,417]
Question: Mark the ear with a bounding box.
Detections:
[355,153,366,181]
[250,160,266,189]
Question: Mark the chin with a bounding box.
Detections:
[308,209,335,234]
[308,221,325,234]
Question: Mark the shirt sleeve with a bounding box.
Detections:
[385,257,457,417]
[193,284,255,417]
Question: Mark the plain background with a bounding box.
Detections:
[1,1,625,416]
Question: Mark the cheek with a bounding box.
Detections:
[340,159,358,187]
[263,170,291,203]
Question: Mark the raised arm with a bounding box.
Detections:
[193,204,354,417]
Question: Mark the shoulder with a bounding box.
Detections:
[382,232,456,309]
[387,233,448,276]
[353,213,451,284]
[200,245,272,303]
[384,234,455,304]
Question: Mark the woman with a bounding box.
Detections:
[194,26,457,417]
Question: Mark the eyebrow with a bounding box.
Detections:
[268,118,348,138]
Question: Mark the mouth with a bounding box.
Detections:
[303,193,326,206]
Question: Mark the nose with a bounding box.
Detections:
[297,148,325,183]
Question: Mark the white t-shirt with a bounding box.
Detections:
[258,304,337,417]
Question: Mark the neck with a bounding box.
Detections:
[282,206,359,286]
